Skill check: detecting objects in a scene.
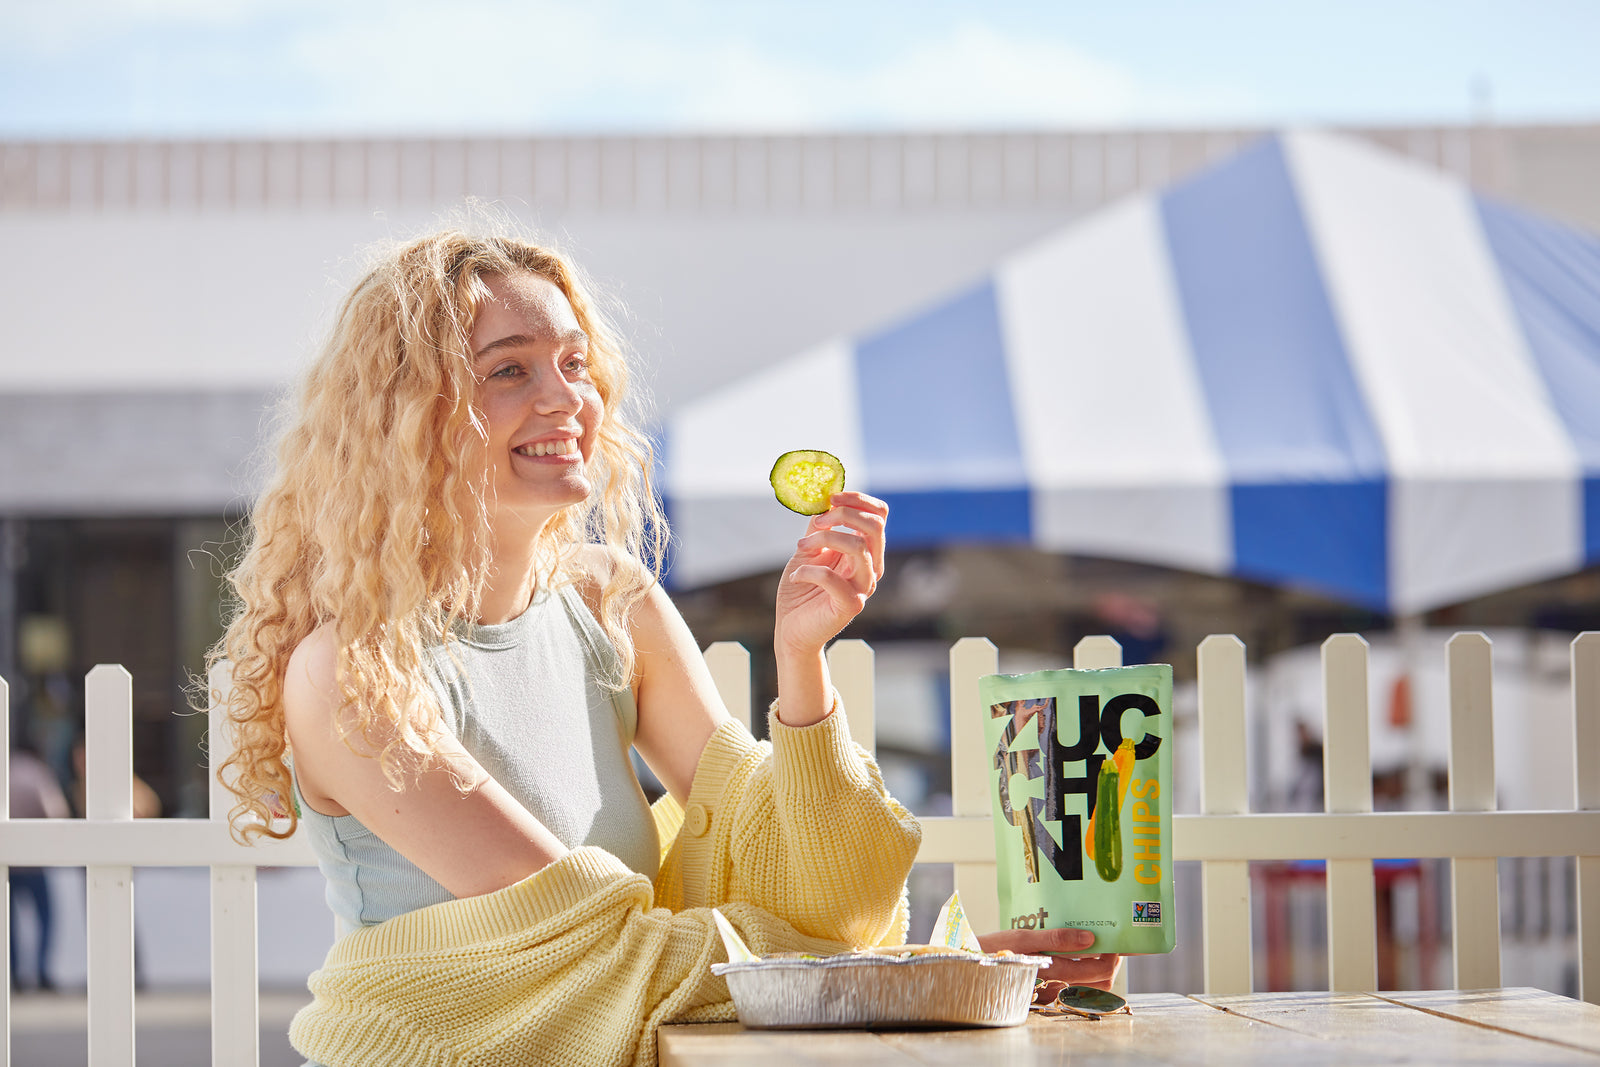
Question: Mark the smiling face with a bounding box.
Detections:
[468,270,605,540]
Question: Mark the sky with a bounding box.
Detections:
[2,0,1597,138]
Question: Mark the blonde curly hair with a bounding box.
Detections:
[210,229,666,842]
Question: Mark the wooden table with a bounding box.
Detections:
[660,987,1600,1065]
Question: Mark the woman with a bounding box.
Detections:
[213,230,1113,1067]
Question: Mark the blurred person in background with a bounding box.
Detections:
[209,228,1114,1067]
[68,735,163,820]
[9,738,70,992]
[67,734,160,989]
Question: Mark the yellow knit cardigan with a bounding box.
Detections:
[289,706,922,1067]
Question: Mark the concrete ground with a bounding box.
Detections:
[9,990,313,1066]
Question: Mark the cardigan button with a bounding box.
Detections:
[684,803,710,837]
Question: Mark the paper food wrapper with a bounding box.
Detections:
[931,891,984,953]
[712,908,761,963]
[979,664,1176,956]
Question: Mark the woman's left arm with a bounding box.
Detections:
[770,491,888,726]
[624,490,889,797]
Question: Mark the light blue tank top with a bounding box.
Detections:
[291,582,659,939]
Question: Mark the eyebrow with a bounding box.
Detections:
[472,327,589,363]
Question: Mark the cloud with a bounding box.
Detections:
[669,22,1261,129]
[286,7,1253,131]
[2,1,1263,134]
[284,1,644,128]
[5,0,297,55]
[826,23,1151,126]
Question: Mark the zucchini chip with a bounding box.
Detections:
[770,450,846,515]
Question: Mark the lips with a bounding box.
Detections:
[514,437,579,458]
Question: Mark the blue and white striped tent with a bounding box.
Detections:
[663,131,1600,614]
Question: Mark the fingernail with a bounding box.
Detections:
[1070,930,1096,950]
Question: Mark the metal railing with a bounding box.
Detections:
[0,126,1515,216]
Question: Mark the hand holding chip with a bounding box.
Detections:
[775,490,887,642]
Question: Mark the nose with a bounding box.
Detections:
[532,365,584,415]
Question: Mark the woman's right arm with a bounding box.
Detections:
[283,626,569,900]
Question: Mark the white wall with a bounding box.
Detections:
[0,206,1078,406]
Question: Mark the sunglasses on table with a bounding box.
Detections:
[1033,984,1130,1020]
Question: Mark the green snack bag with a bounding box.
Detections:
[978,664,1174,956]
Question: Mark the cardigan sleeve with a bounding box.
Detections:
[290,848,847,1067]
[653,700,922,948]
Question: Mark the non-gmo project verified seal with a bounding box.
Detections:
[1132,901,1162,925]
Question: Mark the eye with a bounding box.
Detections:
[489,362,523,380]
[563,352,590,375]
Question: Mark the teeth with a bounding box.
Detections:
[519,438,576,457]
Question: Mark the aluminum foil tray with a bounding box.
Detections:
[710,952,1051,1030]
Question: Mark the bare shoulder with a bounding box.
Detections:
[566,543,654,616]
[279,624,350,812]
[282,624,343,742]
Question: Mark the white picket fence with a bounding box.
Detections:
[0,629,1596,1065]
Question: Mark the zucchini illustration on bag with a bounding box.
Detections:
[1093,759,1123,882]
[1084,736,1135,861]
